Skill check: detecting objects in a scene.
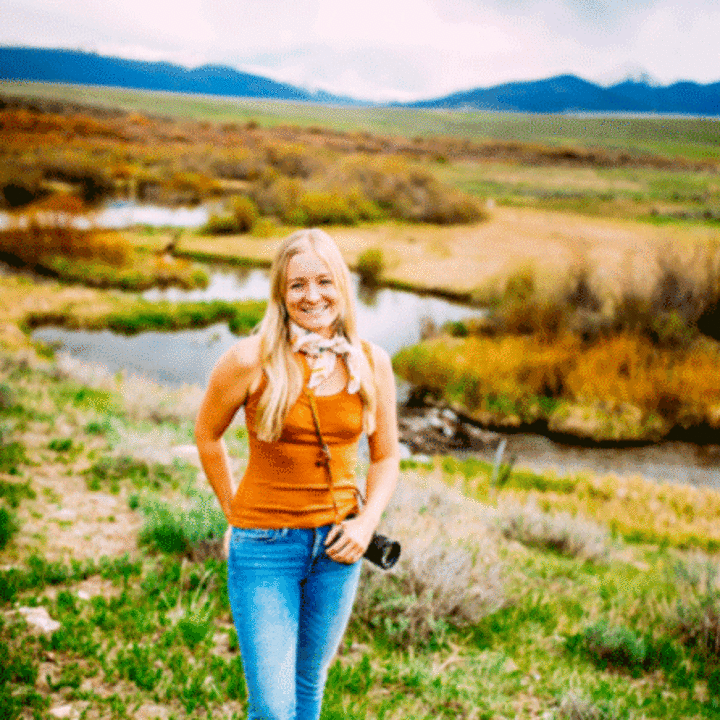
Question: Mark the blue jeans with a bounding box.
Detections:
[227,525,362,720]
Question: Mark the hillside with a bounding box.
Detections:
[0,46,351,104]
[405,73,720,117]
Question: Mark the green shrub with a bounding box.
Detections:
[177,613,213,648]
[567,620,681,676]
[0,442,28,475]
[577,621,647,669]
[0,506,19,550]
[201,214,238,235]
[231,195,260,232]
[298,190,359,226]
[84,456,194,494]
[138,495,226,558]
[0,480,35,508]
[356,248,385,286]
[250,217,280,238]
[48,438,73,452]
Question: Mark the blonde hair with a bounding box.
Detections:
[255,229,377,442]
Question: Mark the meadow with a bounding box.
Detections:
[2,81,720,717]
[5,345,720,719]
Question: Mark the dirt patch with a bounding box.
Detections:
[15,459,143,563]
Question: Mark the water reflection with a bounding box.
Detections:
[95,202,210,229]
[142,266,482,357]
[33,266,482,388]
[35,324,235,388]
[0,201,211,231]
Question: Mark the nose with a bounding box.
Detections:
[306,281,321,302]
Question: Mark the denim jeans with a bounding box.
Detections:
[227,524,362,720]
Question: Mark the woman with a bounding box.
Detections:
[195,228,399,720]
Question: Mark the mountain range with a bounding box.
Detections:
[403,74,720,116]
[1,46,719,117]
[0,46,351,105]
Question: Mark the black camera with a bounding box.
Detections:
[363,532,401,570]
[328,517,401,570]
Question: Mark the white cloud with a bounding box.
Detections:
[0,0,718,100]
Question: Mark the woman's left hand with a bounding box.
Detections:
[324,513,375,564]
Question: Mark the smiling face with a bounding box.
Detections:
[284,249,341,338]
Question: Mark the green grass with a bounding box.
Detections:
[5,346,720,717]
[440,161,720,223]
[25,298,266,336]
[37,254,209,292]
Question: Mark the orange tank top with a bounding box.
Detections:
[227,355,363,529]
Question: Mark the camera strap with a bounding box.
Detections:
[304,388,366,526]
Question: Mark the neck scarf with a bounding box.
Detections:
[290,322,361,394]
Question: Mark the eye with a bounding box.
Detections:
[320,278,333,285]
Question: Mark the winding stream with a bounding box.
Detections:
[30,263,720,489]
[32,265,480,386]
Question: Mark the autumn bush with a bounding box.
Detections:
[0,196,132,268]
[296,189,381,226]
[395,247,720,440]
[340,154,486,224]
[231,195,260,232]
[247,170,303,220]
[0,103,488,225]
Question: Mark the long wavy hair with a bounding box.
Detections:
[254,229,377,442]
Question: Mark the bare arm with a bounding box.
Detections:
[325,343,400,563]
[194,336,262,520]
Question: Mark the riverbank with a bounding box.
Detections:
[0,270,266,352]
[4,347,720,718]
[129,205,718,303]
[128,212,720,445]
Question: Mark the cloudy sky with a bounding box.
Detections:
[2,0,718,101]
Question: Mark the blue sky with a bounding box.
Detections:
[2,0,718,101]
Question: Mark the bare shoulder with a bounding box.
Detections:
[364,339,391,365]
[226,334,263,371]
[361,340,393,379]
[209,335,263,389]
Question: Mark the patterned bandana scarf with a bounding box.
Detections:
[290,322,361,394]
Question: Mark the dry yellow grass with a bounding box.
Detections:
[141,207,719,300]
[0,274,122,350]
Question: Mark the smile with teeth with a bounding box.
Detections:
[302,305,329,315]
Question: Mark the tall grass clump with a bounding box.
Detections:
[356,248,385,286]
[669,555,720,658]
[496,498,612,562]
[138,494,226,560]
[353,480,504,646]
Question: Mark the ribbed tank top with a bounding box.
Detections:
[227,355,362,529]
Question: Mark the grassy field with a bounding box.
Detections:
[5,347,720,718]
[3,80,720,161]
[2,81,720,228]
[4,79,720,719]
